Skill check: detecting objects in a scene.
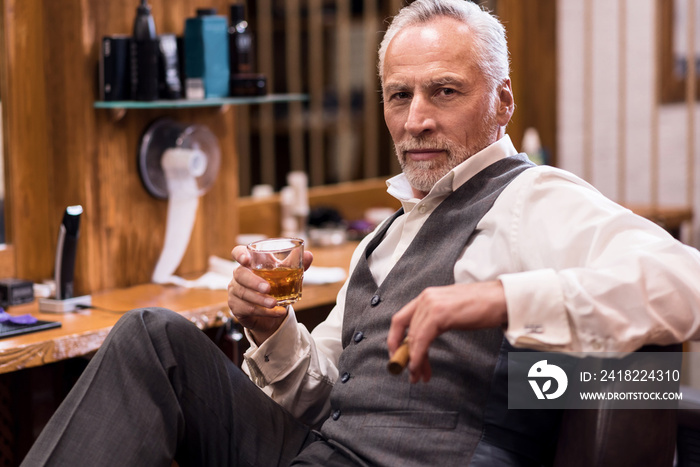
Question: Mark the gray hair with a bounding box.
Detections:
[378,0,510,94]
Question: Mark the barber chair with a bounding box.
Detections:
[676,385,700,467]
[553,408,677,466]
[552,344,681,467]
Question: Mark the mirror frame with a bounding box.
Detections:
[659,0,700,103]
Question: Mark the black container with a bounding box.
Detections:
[130,0,159,101]
[100,35,131,101]
[229,4,254,75]
[229,4,267,96]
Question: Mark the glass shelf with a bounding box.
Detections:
[94,93,308,110]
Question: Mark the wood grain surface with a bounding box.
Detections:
[0,241,357,374]
[2,0,240,294]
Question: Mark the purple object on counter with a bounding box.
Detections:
[0,308,38,325]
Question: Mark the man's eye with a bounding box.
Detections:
[392,92,410,100]
[440,88,456,96]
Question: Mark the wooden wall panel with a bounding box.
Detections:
[4,0,239,294]
[498,0,558,164]
[43,0,100,293]
[3,0,54,282]
[0,2,12,278]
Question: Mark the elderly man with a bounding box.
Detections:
[23,0,700,466]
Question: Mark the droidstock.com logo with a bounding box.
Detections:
[528,360,568,400]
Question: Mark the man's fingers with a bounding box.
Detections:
[229,290,286,321]
[231,279,276,309]
[406,331,428,373]
[388,300,415,354]
[404,298,440,383]
[303,251,314,270]
[407,338,433,383]
[231,245,250,265]
[233,262,270,293]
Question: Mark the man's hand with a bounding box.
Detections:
[228,244,314,345]
[387,280,508,383]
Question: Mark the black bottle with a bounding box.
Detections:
[229,4,254,75]
[228,4,267,96]
[130,0,159,101]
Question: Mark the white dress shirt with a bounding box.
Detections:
[243,135,700,426]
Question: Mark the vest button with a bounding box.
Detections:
[332,409,341,420]
[341,372,350,383]
[370,294,381,306]
[353,331,364,343]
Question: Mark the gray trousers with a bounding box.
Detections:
[21,308,357,467]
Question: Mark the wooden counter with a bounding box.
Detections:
[0,241,359,375]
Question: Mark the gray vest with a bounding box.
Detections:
[319,154,558,466]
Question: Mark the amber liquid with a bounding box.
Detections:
[252,266,303,305]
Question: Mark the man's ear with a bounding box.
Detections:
[496,79,515,126]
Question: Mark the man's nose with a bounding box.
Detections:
[404,95,436,136]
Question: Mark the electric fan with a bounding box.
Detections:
[137,117,221,283]
[138,117,220,200]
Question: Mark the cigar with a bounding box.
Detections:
[387,338,410,375]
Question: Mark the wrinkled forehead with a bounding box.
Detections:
[382,17,481,83]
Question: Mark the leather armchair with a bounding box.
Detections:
[553,344,682,467]
[677,385,700,466]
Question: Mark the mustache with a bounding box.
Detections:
[396,137,453,154]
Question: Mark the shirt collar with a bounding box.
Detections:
[386,135,520,208]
